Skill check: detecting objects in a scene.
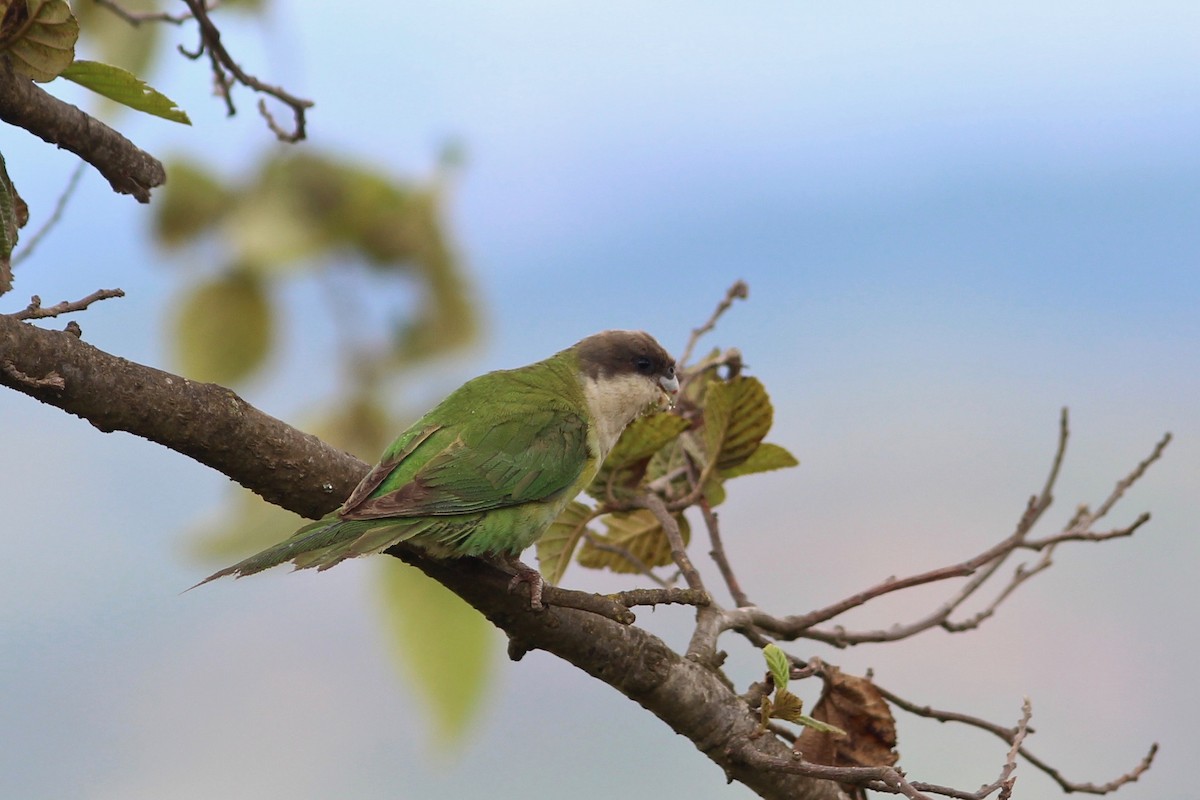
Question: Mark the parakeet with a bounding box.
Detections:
[199,329,679,607]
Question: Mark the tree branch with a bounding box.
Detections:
[0,313,847,800]
[0,313,363,517]
[178,0,313,142]
[0,60,165,203]
[391,550,846,800]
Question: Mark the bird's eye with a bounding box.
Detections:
[635,356,653,374]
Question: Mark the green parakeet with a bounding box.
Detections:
[199,330,679,607]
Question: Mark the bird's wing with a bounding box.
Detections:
[340,407,591,520]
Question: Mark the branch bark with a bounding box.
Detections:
[0,59,165,202]
[0,313,847,800]
[0,313,362,517]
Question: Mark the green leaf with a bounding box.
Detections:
[59,61,190,124]
[701,475,726,508]
[0,152,26,295]
[794,713,847,737]
[768,687,805,723]
[376,559,495,745]
[703,376,775,471]
[173,270,273,385]
[226,174,330,273]
[577,508,689,574]
[0,0,78,82]
[535,501,598,586]
[154,159,232,247]
[720,442,799,479]
[588,412,688,500]
[763,643,790,690]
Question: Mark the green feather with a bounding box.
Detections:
[198,348,601,584]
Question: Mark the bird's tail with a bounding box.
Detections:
[191,514,408,588]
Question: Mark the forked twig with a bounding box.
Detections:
[877,682,1157,795]
[178,0,313,141]
[679,279,748,367]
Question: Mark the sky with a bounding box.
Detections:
[2,2,1198,799]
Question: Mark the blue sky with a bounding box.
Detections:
[2,2,1197,798]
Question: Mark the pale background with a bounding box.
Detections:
[2,3,1196,798]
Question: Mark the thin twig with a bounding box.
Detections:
[733,746,933,799]
[12,161,86,268]
[702,498,753,607]
[537,585,636,624]
[638,491,705,593]
[878,682,1157,795]
[9,289,125,321]
[874,683,1033,739]
[1021,743,1157,795]
[678,279,748,367]
[1074,432,1172,529]
[739,414,1167,648]
[1024,513,1152,549]
[178,0,313,142]
[580,529,673,588]
[607,587,710,608]
[941,549,1055,633]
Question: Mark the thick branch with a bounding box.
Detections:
[0,314,362,516]
[391,550,846,800]
[0,60,165,203]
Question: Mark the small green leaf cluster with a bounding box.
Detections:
[759,644,845,736]
[537,362,799,585]
[156,152,476,385]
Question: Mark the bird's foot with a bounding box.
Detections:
[494,554,545,610]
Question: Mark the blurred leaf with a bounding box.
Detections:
[720,442,798,479]
[588,413,688,500]
[173,270,273,384]
[388,189,478,364]
[377,558,494,745]
[703,376,774,471]
[188,485,307,562]
[60,60,189,124]
[220,0,270,10]
[701,475,726,508]
[0,152,26,295]
[763,643,790,690]
[310,395,401,462]
[154,159,231,247]
[71,0,160,77]
[535,500,597,586]
[0,0,77,82]
[227,180,328,273]
[342,173,424,266]
[577,508,689,574]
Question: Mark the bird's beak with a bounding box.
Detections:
[659,374,680,409]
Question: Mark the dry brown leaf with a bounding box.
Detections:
[795,667,898,771]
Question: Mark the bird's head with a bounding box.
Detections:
[574,330,679,456]
[576,329,678,406]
